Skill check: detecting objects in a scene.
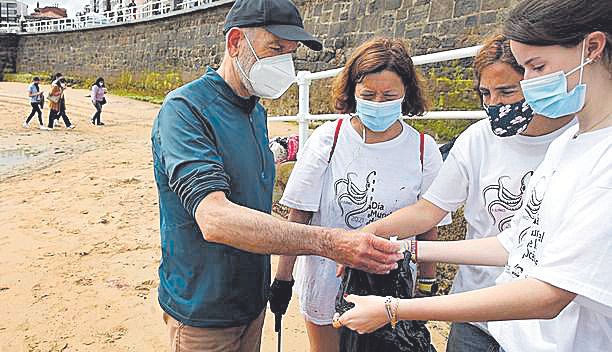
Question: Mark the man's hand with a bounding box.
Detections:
[336,264,345,277]
[269,279,294,316]
[328,231,402,274]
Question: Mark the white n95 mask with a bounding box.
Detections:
[235,32,296,99]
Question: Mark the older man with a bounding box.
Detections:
[151,0,402,350]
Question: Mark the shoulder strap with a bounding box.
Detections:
[328,118,344,163]
[420,131,425,171]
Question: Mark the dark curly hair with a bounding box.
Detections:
[332,37,428,116]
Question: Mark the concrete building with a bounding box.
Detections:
[0,0,28,23]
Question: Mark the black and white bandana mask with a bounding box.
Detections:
[484,99,535,137]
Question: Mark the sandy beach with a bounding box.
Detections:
[0,82,447,351]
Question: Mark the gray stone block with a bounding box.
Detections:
[479,11,498,25]
[465,15,478,27]
[481,0,510,11]
[405,27,423,39]
[384,0,403,11]
[429,0,453,21]
[454,0,482,17]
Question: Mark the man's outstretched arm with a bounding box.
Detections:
[196,192,403,274]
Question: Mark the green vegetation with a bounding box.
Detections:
[4,72,53,83]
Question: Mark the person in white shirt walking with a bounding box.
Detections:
[270,38,447,352]
[335,1,612,351]
[91,77,107,126]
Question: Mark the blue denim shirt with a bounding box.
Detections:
[151,67,275,328]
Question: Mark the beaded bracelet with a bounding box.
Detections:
[390,297,400,329]
[384,296,393,324]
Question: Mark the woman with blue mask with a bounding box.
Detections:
[270,38,446,352]
[334,1,612,351]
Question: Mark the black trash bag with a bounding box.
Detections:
[335,252,436,352]
[439,137,457,161]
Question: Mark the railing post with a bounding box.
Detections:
[296,71,311,154]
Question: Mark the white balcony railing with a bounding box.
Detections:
[20,0,227,33]
[0,22,20,33]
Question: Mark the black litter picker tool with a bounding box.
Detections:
[269,278,294,352]
[275,313,282,352]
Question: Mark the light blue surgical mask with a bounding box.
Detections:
[520,40,594,119]
[355,96,404,132]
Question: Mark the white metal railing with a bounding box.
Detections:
[21,0,225,33]
[271,45,486,149]
[0,22,20,33]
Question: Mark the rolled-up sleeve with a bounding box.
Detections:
[156,97,231,217]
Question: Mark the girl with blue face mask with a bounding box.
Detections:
[272,38,447,352]
[334,1,612,352]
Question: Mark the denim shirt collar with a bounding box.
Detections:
[204,66,259,113]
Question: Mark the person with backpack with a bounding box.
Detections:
[91,77,107,126]
[270,38,447,352]
[336,1,611,351]
[23,76,44,129]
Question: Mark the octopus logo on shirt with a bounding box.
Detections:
[335,171,381,229]
[482,171,533,232]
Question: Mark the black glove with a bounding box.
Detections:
[269,278,294,316]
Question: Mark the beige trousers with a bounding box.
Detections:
[163,310,265,352]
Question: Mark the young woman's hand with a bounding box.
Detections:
[337,294,389,334]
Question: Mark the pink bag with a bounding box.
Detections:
[285,135,299,161]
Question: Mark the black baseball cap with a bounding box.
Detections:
[223,0,323,51]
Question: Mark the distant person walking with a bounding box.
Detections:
[54,73,73,128]
[23,76,44,129]
[46,75,74,130]
[91,77,107,126]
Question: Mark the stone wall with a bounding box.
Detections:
[0,33,19,79]
[15,1,234,81]
[296,0,521,71]
[10,0,520,81]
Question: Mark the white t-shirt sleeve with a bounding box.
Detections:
[423,127,472,213]
[279,121,336,212]
[420,133,452,226]
[528,163,612,309]
[496,226,516,253]
[420,134,443,194]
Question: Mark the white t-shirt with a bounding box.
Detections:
[280,117,446,324]
[423,118,575,332]
[489,124,612,352]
